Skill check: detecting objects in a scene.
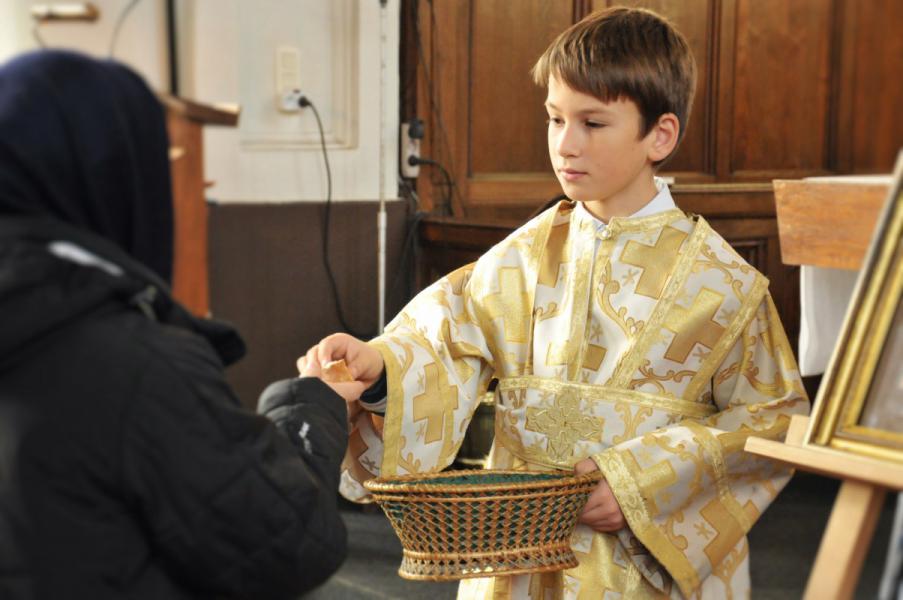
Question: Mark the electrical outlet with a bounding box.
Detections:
[279,89,304,113]
[275,46,302,113]
[400,122,421,178]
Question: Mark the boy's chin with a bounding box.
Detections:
[558,184,596,203]
[556,178,600,203]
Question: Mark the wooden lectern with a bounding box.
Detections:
[158,95,239,316]
[745,176,897,600]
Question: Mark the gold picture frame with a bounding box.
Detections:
[807,152,903,463]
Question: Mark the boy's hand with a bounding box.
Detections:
[298,346,366,419]
[574,457,626,532]
[305,333,385,389]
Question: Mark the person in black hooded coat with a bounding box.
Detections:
[0,50,362,599]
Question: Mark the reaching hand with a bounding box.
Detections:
[298,346,366,419]
[574,457,626,532]
[305,333,385,389]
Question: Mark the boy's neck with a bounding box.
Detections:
[581,169,659,223]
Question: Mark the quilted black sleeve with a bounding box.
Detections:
[121,330,348,599]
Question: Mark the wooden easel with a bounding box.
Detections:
[745,175,898,599]
[746,415,903,599]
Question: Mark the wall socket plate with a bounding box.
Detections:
[276,46,302,113]
[400,122,420,178]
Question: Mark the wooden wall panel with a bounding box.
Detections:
[595,0,714,177]
[416,0,470,215]
[470,1,571,175]
[209,201,409,407]
[730,0,833,176]
[847,0,903,172]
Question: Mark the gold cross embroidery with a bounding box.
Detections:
[620,450,678,517]
[526,571,560,599]
[344,428,374,482]
[699,497,757,567]
[538,222,571,288]
[620,226,687,298]
[412,363,459,444]
[525,391,604,463]
[663,287,726,363]
[583,343,607,371]
[545,342,606,371]
[483,267,530,343]
[567,534,626,598]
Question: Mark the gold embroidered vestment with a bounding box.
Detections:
[341,202,809,599]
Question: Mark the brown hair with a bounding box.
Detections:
[532,7,697,166]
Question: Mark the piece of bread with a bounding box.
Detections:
[322,358,354,383]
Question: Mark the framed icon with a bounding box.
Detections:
[809,152,903,463]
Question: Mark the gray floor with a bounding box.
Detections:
[305,473,896,599]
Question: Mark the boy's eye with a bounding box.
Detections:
[546,116,563,126]
[586,121,606,129]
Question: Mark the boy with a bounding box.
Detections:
[305,7,808,598]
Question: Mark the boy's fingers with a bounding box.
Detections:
[580,505,609,522]
[300,346,322,377]
[574,457,599,475]
[579,506,624,531]
[317,333,352,365]
[580,495,605,512]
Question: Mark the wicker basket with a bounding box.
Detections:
[364,469,602,581]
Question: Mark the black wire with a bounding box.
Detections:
[411,0,463,212]
[109,0,142,58]
[165,0,179,95]
[301,97,371,339]
[392,177,427,301]
[389,210,425,303]
[412,157,453,215]
[32,23,47,49]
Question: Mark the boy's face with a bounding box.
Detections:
[545,76,655,204]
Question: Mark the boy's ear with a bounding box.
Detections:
[647,113,680,163]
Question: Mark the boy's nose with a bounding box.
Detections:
[555,125,581,157]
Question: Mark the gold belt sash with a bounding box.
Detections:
[493,376,717,470]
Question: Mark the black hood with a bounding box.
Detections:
[0,216,244,369]
[0,49,173,283]
[0,49,243,368]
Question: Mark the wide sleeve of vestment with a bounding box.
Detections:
[337,208,558,501]
[121,327,348,599]
[592,291,809,597]
[375,257,503,470]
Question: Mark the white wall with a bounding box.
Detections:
[2,0,400,204]
[3,0,169,90]
[184,0,400,203]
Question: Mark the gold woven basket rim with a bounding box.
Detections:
[363,468,602,495]
[398,545,579,581]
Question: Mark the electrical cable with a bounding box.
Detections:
[391,177,426,302]
[32,23,47,49]
[388,181,425,303]
[410,0,463,212]
[409,156,453,215]
[389,209,425,302]
[299,95,372,339]
[109,0,142,58]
